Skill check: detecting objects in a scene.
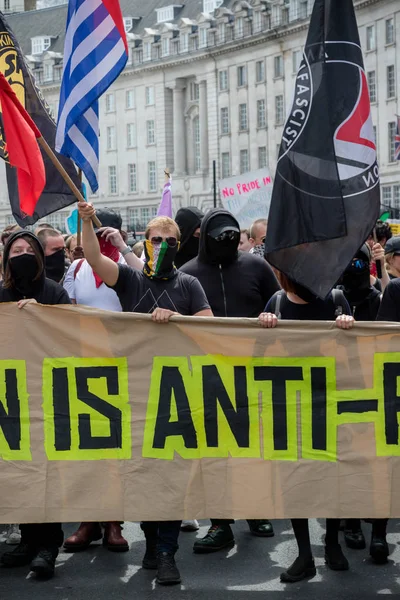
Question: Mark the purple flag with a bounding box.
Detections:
[157,177,173,218]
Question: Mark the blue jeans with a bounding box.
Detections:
[141,521,181,554]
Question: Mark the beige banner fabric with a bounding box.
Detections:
[1,303,400,523]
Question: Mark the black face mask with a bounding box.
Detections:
[207,234,239,264]
[9,254,40,297]
[293,281,318,303]
[45,249,65,282]
[342,268,370,292]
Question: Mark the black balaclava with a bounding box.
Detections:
[342,244,372,300]
[45,249,66,283]
[175,207,204,268]
[4,231,45,298]
[199,209,240,266]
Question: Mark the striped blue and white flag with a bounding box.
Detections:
[56,0,128,192]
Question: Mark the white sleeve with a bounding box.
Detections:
[63,260,79,300]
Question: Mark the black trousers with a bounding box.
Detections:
[20,523,63,549]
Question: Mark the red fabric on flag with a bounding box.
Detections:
[0,74,45,216]
[102,0,128,53]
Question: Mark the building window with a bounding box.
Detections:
[256,60,265,83]
[299,0,308,19]
[127,123,136,148]
[128,164,137,193]
[274,55,284,78]
[156,6,175,23]
[108,166,117,194]
[106,126,116,151]
[235,17,244,38]
[366,25,375,51]
[217,23,225,44]
[257,99,266,128]
[172,40,179,55]
[31,36,51,55]
[126,89,135,109]
[105,93,115,112]
[161,37,170,57]
[180,32,189,52]
[394,185,400,211]
[147,120,155,145]
[253,10,262,33]
[388,122,397,162]
[386,18,394,45]
[152,206,158,217]
[240,149,249,174]
[282,7,289,25]
[367,71,376,103]
[43,63,52,81]
[237,65,247,87]
[220,107,229,135]
[148,161,157,192]
[219,70,228,91]
[143,41,152,61]
[204,0,223,13]
[128,208,139,228]
[292,50,302,73]
[382,186,392,209]
[4,0,10,10]
[387,65,396,99]
[258,146,267,169]
[239,103,248,131]
[190,82,200,102]
[194,116,201,171]
[199,27,208,48]
[145,86,155,106]
[221,152,230,178]
[141,207,150,225]
[275,94,284,125]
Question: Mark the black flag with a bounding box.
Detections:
[265,0,380,299]
[0,12,81,227]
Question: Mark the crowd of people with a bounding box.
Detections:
[0,205,397,586]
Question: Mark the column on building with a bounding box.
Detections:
[199,79,209,174]
[172,79,187,176]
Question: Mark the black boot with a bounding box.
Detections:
[247,519,274,537]
[193,525,234,553]
[325,543,349,571]
[30,547,58,578]
[280,556,316,583]
[142,538,157,570]
[344,520,366,550]
[156,552,181,585]
[1,542,37,567]
[370,536,389,564]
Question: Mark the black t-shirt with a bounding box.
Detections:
[266,291,351,321]
[377,278,400,322]
[110,265,210,315]
[181,252,280,318]
[0,278,71,305]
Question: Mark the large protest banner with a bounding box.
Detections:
[1,304,400,523]
[219,168,273,228]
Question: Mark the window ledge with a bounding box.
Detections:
[257,126,267,131]
[239,129,249,134]
[365,49,376,54]
[220,132,231,137]
[386,96,397,102]
[237,85,248,90]
[273,75,284,81]
[255,80,265,85]
[385,42,395,48]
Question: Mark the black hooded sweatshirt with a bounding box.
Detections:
[180,209,280,317]
[0,231,71,305]
[175,206,204,269]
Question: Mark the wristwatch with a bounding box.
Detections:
[121,246,133,256]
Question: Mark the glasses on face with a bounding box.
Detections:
[150,236,178,248]
[210,231,238,242]
[352,259,369,270]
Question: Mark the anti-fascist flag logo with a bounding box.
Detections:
[265,0,380,299]
[0,12,81,227]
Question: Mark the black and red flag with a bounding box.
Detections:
[265,0,380,299]
[0,11,80,227]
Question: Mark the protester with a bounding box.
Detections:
[78,200,212,586]
[174,206,204,268]
[132,240,144,258]
[384,236,400,280]
[239,229,252,252]
[36,228,67,283]
[367,221,392,249]
[65,234,78,263]
[377,275,400,321]
[258,272,354,582]
[181,208,279,551]
[1,224,21,246]
[0,231,70,578]
[249,218,267,255]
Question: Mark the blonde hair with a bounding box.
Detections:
[145,216,180,241]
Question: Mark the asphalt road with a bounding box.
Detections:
[0,519,399,599]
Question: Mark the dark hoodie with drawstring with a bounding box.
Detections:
[174,206,204,268]
[180,209,280,317]
[0,231,71,304]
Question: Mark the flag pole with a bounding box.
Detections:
[37,136,101,228]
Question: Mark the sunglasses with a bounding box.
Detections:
[352,259,369,270]
[150,236,178,248]
[210,231,238,242]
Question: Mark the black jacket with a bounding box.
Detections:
[175,206,204,268]
[180,209,280,317]
[0,231,71,305]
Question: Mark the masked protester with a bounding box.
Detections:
[384,236,400,280]
[0,231,70,578]
[77,202,212,587]
[181,208,280,552]
[36,228,67,283]
[174,207,204,268]
[259,273,354,583]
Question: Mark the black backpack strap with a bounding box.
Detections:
[331,289,344,317]
[270,290,285,319]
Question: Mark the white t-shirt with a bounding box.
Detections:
[63,256,126,312]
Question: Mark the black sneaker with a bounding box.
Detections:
[325,543,349,571]
[142,539,157,570]
[156,552,181,585]
[280,556,316,583]
[1,542,36,567]
[193,525,234,553]
[370,536,389,564]
[247,519,274,538]
[30,548,58,578]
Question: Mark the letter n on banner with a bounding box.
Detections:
[42,357,130,460]
[0,360,30,461]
